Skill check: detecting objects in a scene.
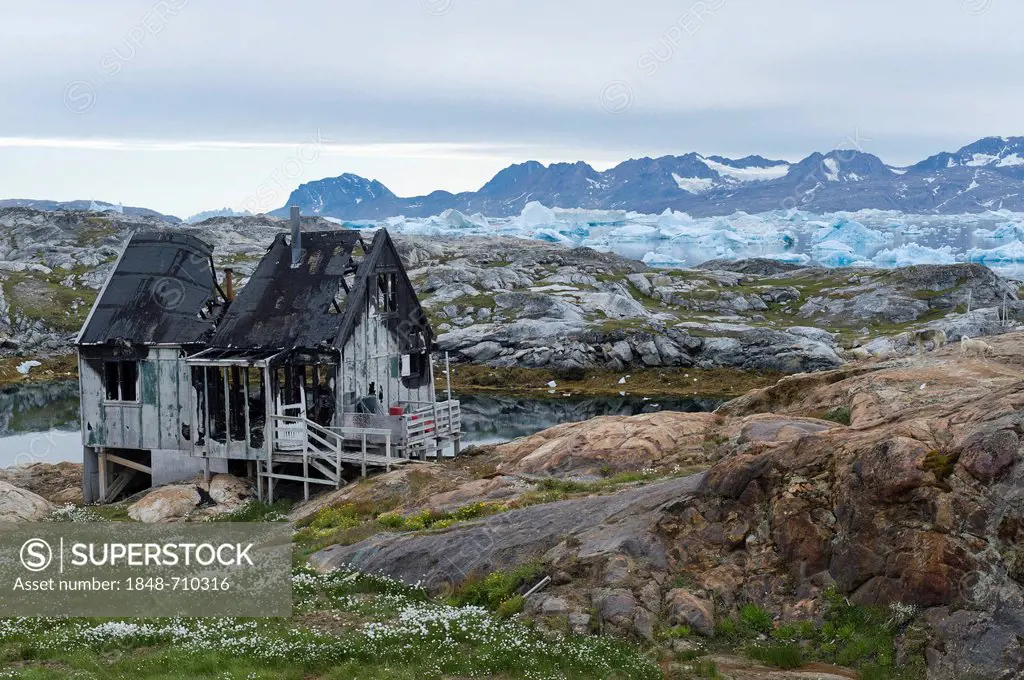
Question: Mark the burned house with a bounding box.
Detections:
[77,211,461,503]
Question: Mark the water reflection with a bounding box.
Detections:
[457,393,724,446]
[0,382,82,468]
[0,381,725,468]
[0,382,79,435]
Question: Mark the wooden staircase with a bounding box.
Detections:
[259,415,402,502]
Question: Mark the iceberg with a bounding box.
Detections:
[440,208,489,229]
[551,208,629,225]
[811,218,889,253]
[301,205,1024,272]
[764,252,811,265]
[609,224,662,240]
[973,222,1023,241]
[516,201,558,228]
[812,240,870,267]
[872,243,956,267]
[642,251,689,268]
[89,200,124,214]
[532,228,575,245]
[966,240,1024,263]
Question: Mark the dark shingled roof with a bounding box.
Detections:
[77,232,218,346]
[210,230,361,350]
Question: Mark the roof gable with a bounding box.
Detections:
[334,229,434,354]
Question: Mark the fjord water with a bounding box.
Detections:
[0,381,723,469]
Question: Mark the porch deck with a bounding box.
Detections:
[257,399,461,502]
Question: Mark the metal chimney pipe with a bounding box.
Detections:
[290,206,302,267]
[223,268,234,301]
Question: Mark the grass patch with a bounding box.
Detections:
[450,364,781,399]
[0,355,79,386]
[376,501,506,533]
[2,270,98,333]
[83,502,132,522]
[685,658,724,678]
[659,625,693,640]
[449,560,544,612]
[0,565,660,679]
[739,603,774,634]
[212,499,293,523]
[715,589,926,679]
[509,467,704,510]
[292,501,507,558]
[823,405,852,425]
[747,642,804,669]
[923,449,960,481]
[451,293,498,311]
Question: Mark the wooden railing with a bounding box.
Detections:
[400,400,461,459]
[261,400,462,501]
[266,415,394,501]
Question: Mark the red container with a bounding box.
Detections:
[389,406,405,416]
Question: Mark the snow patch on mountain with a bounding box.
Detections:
[672,174,717,194]
[700,156,790,182]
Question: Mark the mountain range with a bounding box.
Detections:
[274,136,1024,220]
[6,137,1024,223]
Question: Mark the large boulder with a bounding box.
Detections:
[664,589,716,636]
[127,485,201,523]
[0,481,53,521]
[207,474,253,508]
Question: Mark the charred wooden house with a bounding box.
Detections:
[77,210,461,503]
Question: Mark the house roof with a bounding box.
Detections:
[77,232,218,346]
[209,230,361,350]
[210,228,434,354]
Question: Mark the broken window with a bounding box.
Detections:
[401,352,430,390]
[103,361,138,402]
[328,282,347,314]
[376,271,397,314]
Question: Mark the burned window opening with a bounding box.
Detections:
[328,281,348,314]
[103,360,138,402]
[310,364,337,428]
[401,352,431,390]
[376,271,398,315]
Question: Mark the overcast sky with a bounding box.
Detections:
[1,0,1020,217]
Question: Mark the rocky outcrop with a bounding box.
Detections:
[310,473,705,593]
[310,332,1024,678]
[0,480,53,521]
[418,243,1020,373]
[491,411,721,478]
[0,461,82,505]
[126,474,254,522]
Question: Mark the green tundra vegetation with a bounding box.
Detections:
[0,499,929,679]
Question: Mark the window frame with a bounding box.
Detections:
[102,360,140,404]
[376,271,398,316]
